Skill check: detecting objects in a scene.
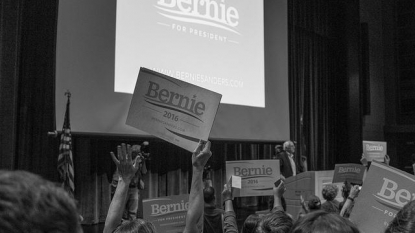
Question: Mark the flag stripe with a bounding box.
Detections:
[57,97,75,197]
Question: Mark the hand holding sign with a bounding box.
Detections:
[222,183,232,203]
[192,140,212,171]
[360,153,368,167]
[273,179,286,198]
[384,154,390,166]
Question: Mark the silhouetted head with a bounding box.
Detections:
[291,210,360,233]
[257,211,293,233]
[241,214,262,233]
[385,200,415,233]
[203,186,215,204]
[113,218,156,233]
[0,170,82,233]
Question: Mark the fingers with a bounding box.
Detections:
[121,143,127,161]
[193,140,203,155]
[201,141,211,154]
[126,144,132,162]
[110,152,119,165]
[117,145,123,163]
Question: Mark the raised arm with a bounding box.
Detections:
[340,185,360,218]
[104,144,140,233]
[183,141,212,233]
[272,180,286,212]
[222,183,238,233]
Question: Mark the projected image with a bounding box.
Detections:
[115,0,265,107]
[56,0,289,140]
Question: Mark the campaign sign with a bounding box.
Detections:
[143,194,189,233]
[363,141,387,162]
[226,160,280,197]
[332,164,365,185]
[127,67,222,152]
[349,162,415,233]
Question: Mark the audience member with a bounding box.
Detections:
[183,140,212,233]
[111,144,147,220]
[291,210,360,233]
[203,186,224,233]
[385,200,415,233]
[257,210,293,233]
[0,170,82,233]
[339,184,360,218]
[104,143,155,233]
[254,180,293,233]
[321,184,340,213]
[241,214,262,233]
[297,194,321,219]
[339,181,353,217]
[222,183,238,233]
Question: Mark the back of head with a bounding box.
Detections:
[203,186,215,204]
[291,210,360,233]
[113,219,156,233]
[0,170,81,233]
[257,211,293,233]
[385,200,415,233]
[306,195,321,211]
[241,214,262,233]
[322,184,339,201]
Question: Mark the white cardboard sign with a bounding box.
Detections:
[226,160,280,197]
[363,140,387,162]
[127,67,222,152]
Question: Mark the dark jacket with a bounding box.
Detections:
[203,204,224,233]
[276,151,304,178]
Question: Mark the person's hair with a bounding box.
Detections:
[291,210,360,233]
[0,170,81,233]
[257,210,293,233]
[203,186,215,203]
[322,184,338,201]
[321,201,339,213]
[306,195,321,211]
[113,218,157,233]
[241,214,262,233]
[385,200,415,233]
[283,141,294,151]
[268,196,287,211]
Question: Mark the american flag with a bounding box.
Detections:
[57,93,75,197]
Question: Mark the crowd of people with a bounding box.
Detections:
[1,140,415,233]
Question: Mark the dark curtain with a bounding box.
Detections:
[0,0,59,179]
[288,0,342,171]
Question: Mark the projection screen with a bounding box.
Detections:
[56,0,289,141]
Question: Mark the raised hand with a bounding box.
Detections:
[360,153,368,166]
[110,143,139,182]
[222,183,232,202]
[349,185,361,199]
[192,140,212,171]
[273,180,286,198]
